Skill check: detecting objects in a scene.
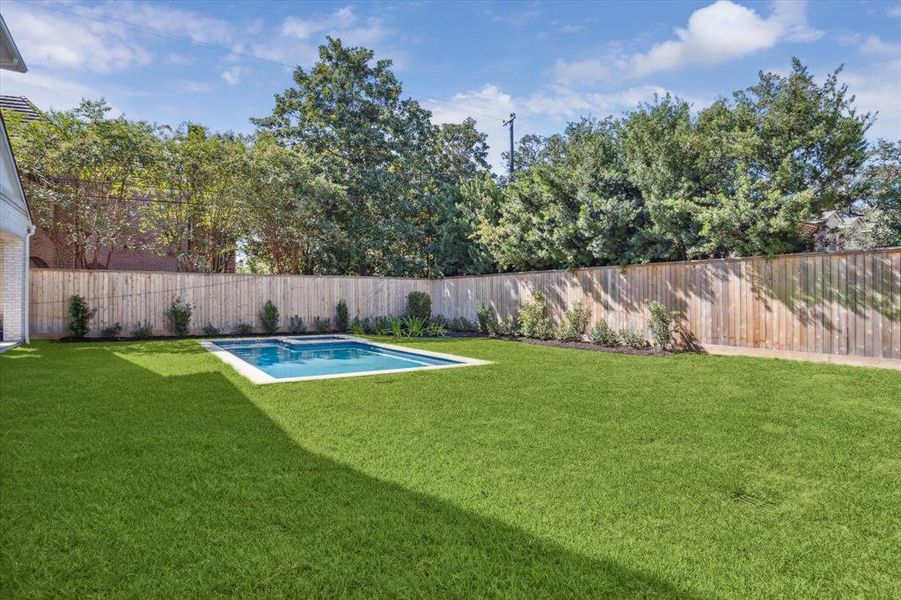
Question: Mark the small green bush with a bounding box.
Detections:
[312,316,330,333]
[406,291,432,321]
[589,321,619,346]
[350,319,366,335]
[448,316,477,332]
[403,315,428,337]
[335,299,349,332]
[646,300,680,349]
[389,316,404,337]
[165,296,192,337]
[557,302,591,341]
[426,322,448,337]
[288,315,306,334]
[476,303,496,335]
[232,322,254,335]
[202,323,221,336]
[618,328,647,349]
[373,317,391,336]
[100,322,122,338]
[132,321,153,340]
[518,292,554,340]
[492,314,518,337]
[260,300,279,334]
[67,295,95,339]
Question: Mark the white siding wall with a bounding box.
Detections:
[1,233,25,341]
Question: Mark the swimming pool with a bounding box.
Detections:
[203,335,488,383]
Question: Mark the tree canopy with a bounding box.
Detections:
[5,45,896,278]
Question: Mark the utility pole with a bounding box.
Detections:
[502,112,516,181]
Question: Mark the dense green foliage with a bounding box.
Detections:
[2,340,899,597]
[164,297,193,337]
[6,48,895,277]
[334,300,349,332]
[646,300,679,349]
[405,291,432,321]
[260,300,280,334]
[66,295,94,339]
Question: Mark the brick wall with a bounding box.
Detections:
[0,233,25,341]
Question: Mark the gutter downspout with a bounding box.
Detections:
[23,223,35,343]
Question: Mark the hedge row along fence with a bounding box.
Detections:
[29,248,901,364]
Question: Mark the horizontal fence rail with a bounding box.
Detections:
[28,248,900,363]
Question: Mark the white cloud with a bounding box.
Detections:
[178,80,214,94]
[859,35,901,57]
[220,66,244,86]
[626,0,821,78]
[552,59,612,85]
[0,71,119,114]
[2,1,234,73]
[253,6,400,67]
[3,2,150,73]
[842,60,901,140]
[425,85,516,169]
[888,5,901,18]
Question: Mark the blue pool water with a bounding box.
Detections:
[214,339,461,380]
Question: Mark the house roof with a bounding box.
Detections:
[0,16,27,73]
[0,96,41,121]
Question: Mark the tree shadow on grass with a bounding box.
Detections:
[1,343,698,598]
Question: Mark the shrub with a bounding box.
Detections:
[165,296,192,337]
[100,322,122,338]
[406,291,431,321]
[202,323,221,336]
[388,316,404,337]
[518,292,554,340]
[232,322,254,335]
[448,316,477,332]
[426,322,448,337]
[493,314,518,337]
[557,302,591,341]
[350,319,366,335]
[67,295,95,339]
[312,316,330,333]
[132,321,153,340]
[402,315,428,337]
[288,315,306,334]
[260,300,279,334]
[646,300,680,349]
[589,321,619,346]
[373,316,392,336]
[618,328,647,349]
[476,303,496,335]
[335,299,349,332]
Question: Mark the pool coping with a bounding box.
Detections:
[200,335,491,384]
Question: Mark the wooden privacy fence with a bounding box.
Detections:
[28,248,900,363]
[432,248,901,361]
[29,271,429,339]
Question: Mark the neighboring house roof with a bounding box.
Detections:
[0,15,27,73]
[0,96,41,121]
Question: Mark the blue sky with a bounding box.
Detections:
[1,0,899,169]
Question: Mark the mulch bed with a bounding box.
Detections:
[492,335,678,356]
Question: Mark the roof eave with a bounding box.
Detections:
[0,16,28,73]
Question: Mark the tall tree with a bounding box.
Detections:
[145,124,247,272]
[252,37,440,276]
[240,135,350,274]
[5,99,159,268]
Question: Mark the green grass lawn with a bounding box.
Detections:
[1,338,899,598]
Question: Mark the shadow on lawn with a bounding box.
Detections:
[1,342,697,598]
